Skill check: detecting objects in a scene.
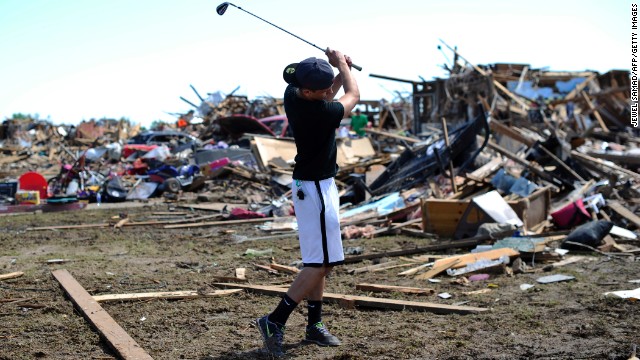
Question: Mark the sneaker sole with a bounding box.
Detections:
[302,338,341,347]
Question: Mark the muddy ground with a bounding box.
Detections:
[1,203,638,360]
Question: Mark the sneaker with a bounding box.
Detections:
[256,315,286,357]
[304,322,341,347]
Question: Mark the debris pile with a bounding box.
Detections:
[1,48,638,283]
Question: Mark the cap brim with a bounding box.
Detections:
[283,63,300,86]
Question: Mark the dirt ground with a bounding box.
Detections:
[1,204,639,360]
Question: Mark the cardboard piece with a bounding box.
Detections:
[252,136,375,169]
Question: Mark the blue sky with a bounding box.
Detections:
[0,0,630,127]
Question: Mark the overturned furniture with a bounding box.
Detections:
[422,186,552,239]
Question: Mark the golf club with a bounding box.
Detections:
[216,2,362,71]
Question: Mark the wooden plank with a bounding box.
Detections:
[398,263,431,276]
[213,283,487,314]
[607,201,640,228]
[433,248,520,269]
[564,73,598,100]
[51,269,153,360]
[370,218,422,237]
[580,91,610,132]
[349,261,399,274]
[400,228,437,238]
[343,238,483,264]
[27,221,162,231]
[93,289,242,303]
[164,216,280,229]
[414,258,461,280]
[0,271,24,281]
[356,283,435,295]
[270,263,300,274]
[254,263,278,274]
[441,117,458,194]
[210,275,248,283]
[586,151,640,166]
[571,151,640,180]
[177,202,248,212]
[489,120,536,147]
[467,156,505,181]
[364,128,420,143]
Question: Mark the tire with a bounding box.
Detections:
[164,178,181,193]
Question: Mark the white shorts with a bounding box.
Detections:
[292,178,344,267]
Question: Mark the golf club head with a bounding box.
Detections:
[216,2,229,15]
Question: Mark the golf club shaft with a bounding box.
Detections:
[225,3,362,71]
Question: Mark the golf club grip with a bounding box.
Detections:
[352,63,362,71]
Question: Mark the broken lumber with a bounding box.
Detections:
[164,216,279,229]
[27,220,161,231]
[487,140,561,188]
[213,283,487,314]
[364,128,420,143]
[0,271,24,281]
[343,237,483,264]
[270,262,300,274]
[356,283,435,295]
[349,261,399,274]
[398,263,431,276]
[580,91,610,132]
[571,151,640,180]
[52,269,153,360]
[607,201,640,228]
[414,258,461,280]
[432,248,520,269]
[439,39,530,110]
[92,289,242,303]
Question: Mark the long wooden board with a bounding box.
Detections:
[607,201,640,228]
[355,283,435,295]
[432,248,520,269]
[213,283,487,314]
[52,269,153,360]
[164,216,281,229]
[27,220,161,231]
[414,258,461,280]
[93,289,242,303]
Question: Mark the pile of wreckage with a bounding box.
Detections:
[1,49,639,280]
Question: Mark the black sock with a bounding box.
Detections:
[307,300,322,326]
[268,294,298,326]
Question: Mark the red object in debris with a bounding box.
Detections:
[229,207,266,219]
[208,157,230,170]
[122,144,158,159]
[18,171,49,199]
[550,199,591,229]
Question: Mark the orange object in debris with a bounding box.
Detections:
[18,171,48,199]
[177,118,188,128]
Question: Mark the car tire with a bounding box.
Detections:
[164,178,181,193]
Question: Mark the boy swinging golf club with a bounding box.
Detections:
[255,48,360,357]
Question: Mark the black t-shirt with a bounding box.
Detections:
[284,84,345,180]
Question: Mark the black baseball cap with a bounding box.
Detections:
[283,57,334,90]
